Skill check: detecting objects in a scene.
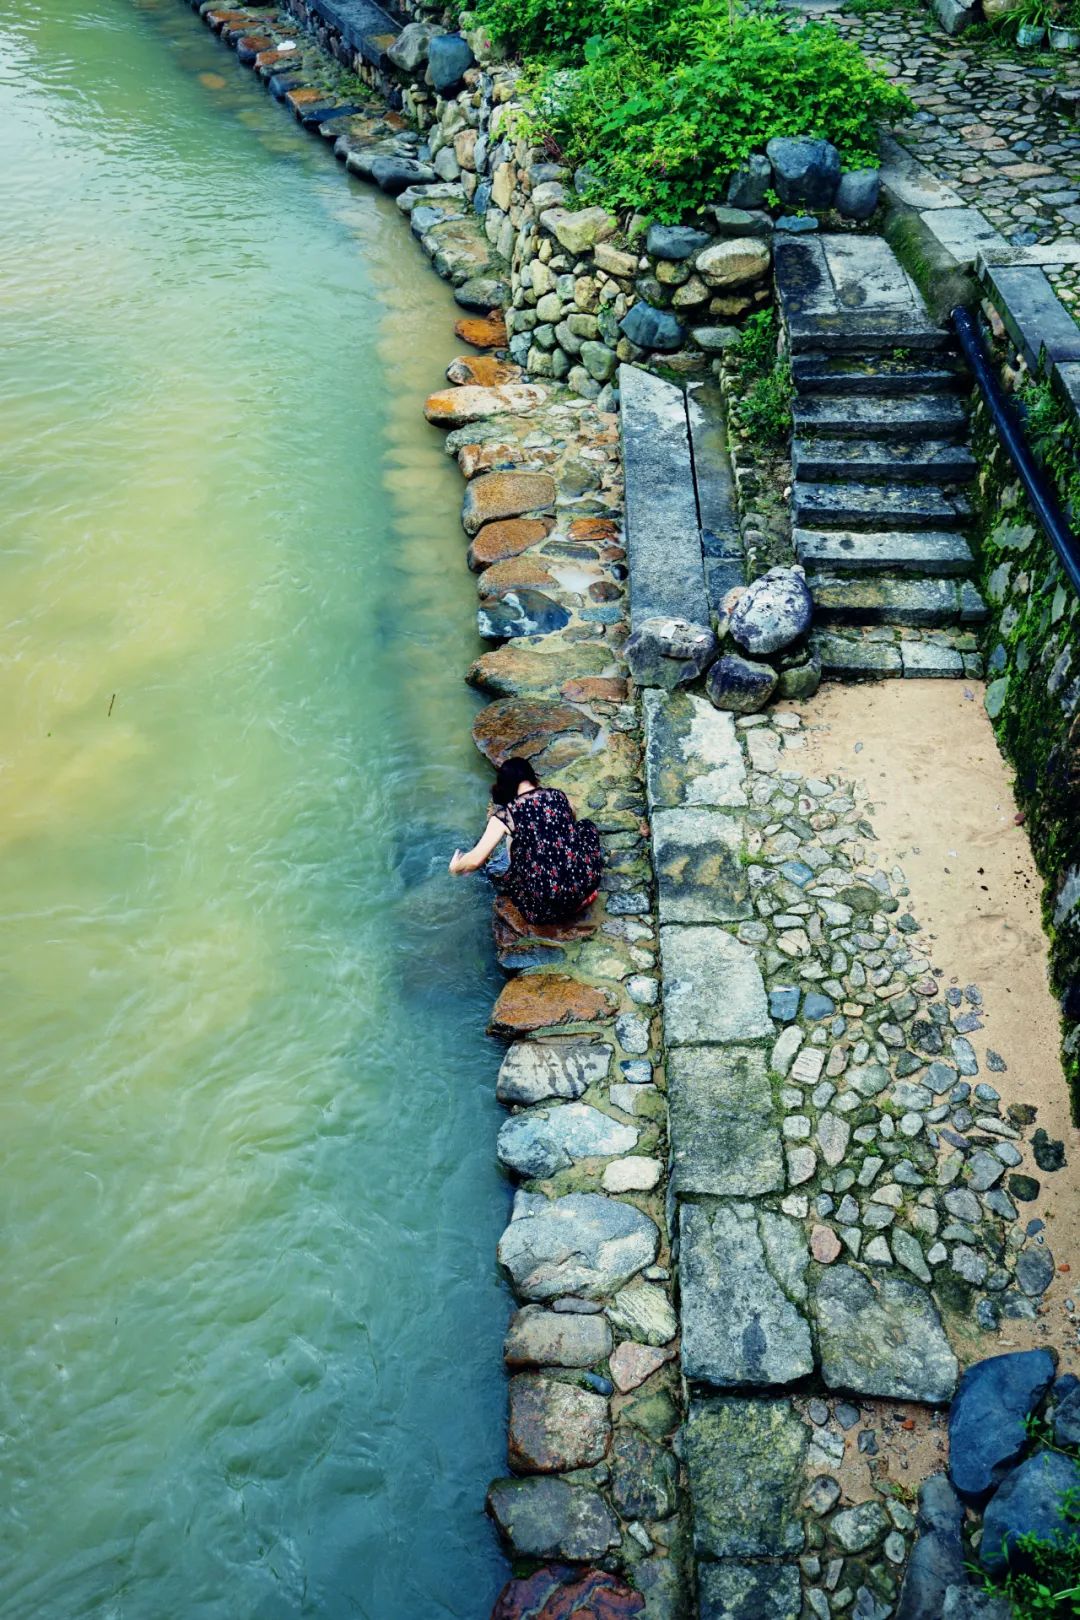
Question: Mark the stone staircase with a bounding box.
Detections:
[776,233,988,679]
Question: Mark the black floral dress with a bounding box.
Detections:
[494,788,603,924]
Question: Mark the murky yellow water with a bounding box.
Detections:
[0,4,507,1615]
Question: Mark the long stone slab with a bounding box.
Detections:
[660,925,773,1045]
[698,1563,802,1620]
[643,689,747,810]
[878,133,964,211]
[619,364,710,630]
[980,263,1080,370]
[667,1045,783,1197]
[684,1397,807,1558]
[306,0,400,60]
[680,1201,814,1387]
[687,384,744,614]
[920,206,1008,270]
[820,234,925,314]
[651,807,749,923]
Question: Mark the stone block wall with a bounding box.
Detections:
[969,388,1080,1113]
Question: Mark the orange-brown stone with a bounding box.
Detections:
[285,87,326,112]
[467,517,553,571]
[507,1374,610,1473]
[568,517,620,543]
[457,442,518,479]
[477,556,556,595]
[454,312,508,349]
[256,47,299,66]
[462,471,557,535]
[447,354,522,387]
[562,675,627,704]
[488,975,616,1036]
[494,896,597,948]
[472,698,599,767]
[467,641,611,698]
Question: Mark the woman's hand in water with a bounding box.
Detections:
[448,849,465,874]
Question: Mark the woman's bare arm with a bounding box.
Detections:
[449,816,507,875]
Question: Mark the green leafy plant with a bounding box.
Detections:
[977,1489,1080,1617]
[1018,375,1080,519]
[726,310,793,449]
[471,0,913,220]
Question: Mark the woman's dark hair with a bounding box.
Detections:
[492,757,539,806]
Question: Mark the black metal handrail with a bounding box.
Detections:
[951,304,1080,599]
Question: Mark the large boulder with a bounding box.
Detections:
[508,1373,611,1472]
[486,1476,620,1561]
[949,1350,1057,1503]
[766,137,841,209]
[504,1305,613,1369]
[496,1041,612,1105]
[387,21,440,72]
[497,1190,659,1300]
[837,168,881,221]
[981,1450,1080,1574]
[427,32,474,92]
[729,567,813,655]
[496,1102,638,1179]
[895,1474,966,1620]
[697,237,772,289]
[625,615,718,690]
[706,652,778,714]
[726,154,774,210]
[619,301,685,353]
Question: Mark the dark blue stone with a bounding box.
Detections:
[780,859,815,887]
[478,591,570,640]
[769,986,800,1022]
[619,301,685,353]
[427,32,474,93]
[803,992,835,1021]
[981,1450,1080,1574]
[645,224,713,261]
[949,1349,1057,1503]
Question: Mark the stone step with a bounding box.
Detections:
[812,629,978,680]
[793,481,972,531]
[811,575,989,627]
[792,350,968,397]
[786,308,951,355]
[792,393,969,441]
[793,436,977,486]
[794,528,976,576]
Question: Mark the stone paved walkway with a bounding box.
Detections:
[828,0,1080,311]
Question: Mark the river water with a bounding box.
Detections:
[0,3,508,1615]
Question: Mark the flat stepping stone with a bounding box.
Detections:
[667,1046,784,1197]
[496,1041,612,1105]
[497,1102,638,1180]
[486,1475,619,1561]
[795,528,974,576]
[643,689,747,810]
[471,696,599,767]
[793,393,968,439]
[794,437,976,486]
[793,480,972,530]
[488,975,616,1037]
[497,1190,658,1300]
[504,1305,613,1368]
[812,1264,958,1402]
[462,470,556,535]
[508,1373,611,1472]
[680,1202,813,1387]
[684,1397,808,1558]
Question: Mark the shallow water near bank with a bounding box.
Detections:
[0,3,508,1615]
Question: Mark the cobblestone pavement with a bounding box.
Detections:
[828,1,1080,311]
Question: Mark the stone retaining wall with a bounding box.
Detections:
[969,379,1080,1118]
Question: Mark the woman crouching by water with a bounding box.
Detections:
[449,757,603,924]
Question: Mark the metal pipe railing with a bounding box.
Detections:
[951,304,1080,599]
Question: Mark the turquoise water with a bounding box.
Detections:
[0,3,508,1615]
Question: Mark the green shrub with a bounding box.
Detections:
[1018,376,1080,519]
[472,0,912,220]
[727,310,793,449]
